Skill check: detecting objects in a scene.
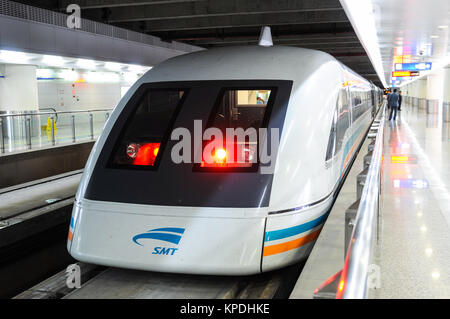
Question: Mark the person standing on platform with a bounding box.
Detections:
[388,88,400,121]
[398,90,402,111]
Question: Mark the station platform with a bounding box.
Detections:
[371,104,450,298]
[291,102,450,299]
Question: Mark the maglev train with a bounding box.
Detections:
[67,46,382,275]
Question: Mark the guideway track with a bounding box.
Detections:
[16,261,304,299]
[0,171,82,298]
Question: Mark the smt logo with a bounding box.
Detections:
[132,227,185,255]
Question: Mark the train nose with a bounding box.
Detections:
[69,200,267,275]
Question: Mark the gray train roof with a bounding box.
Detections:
[140,45,346,84]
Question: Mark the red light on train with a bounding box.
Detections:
[215,148,227,162]
[200,143,254,168]
[127,142,161,166]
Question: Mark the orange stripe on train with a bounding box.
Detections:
[263,228,322,257]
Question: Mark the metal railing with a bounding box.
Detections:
[312,105,385,299]
[0,108,113,154]
[336,106,385,298]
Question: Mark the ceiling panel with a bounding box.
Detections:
[14,0,383,86]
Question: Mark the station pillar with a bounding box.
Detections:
[407,77,427,98]
[443,66,450,103]
[417,78,428,98]
[0,64,39,149]
[426,69,444,101]
[0,64,38,112]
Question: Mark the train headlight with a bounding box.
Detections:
[126,143,140,159]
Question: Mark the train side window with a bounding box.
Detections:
[325,107,338,162]
[336,89,350,153]
[326,88,350,163]
[110,89,186,168]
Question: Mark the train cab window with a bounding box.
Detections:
[198,88,274,170]
[352,91,363,122]
[336,89,350,153]
[326,88,350,162]
[325,108,338,162]
[110,89,186,168]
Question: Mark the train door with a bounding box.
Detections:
[371,88,376,117]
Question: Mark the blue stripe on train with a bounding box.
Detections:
[264,213,328,242]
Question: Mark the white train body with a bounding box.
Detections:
[68,46,380,275]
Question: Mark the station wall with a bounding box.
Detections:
[0,64,38,111]
[37,81,122,111]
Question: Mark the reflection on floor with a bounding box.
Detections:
[371,103,450,298]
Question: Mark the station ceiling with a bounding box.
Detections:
[14,0,382,87]
[372,0,450,87]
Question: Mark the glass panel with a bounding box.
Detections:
[336,89,351,154]
[200,89,272,169]
[111,89,185,167]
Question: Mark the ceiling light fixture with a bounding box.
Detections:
[339,0,388,87]
[0,50,30,64]
[42,55,64,67]
[76,58,96,69]
[105,62,123,71]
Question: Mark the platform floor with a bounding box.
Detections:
[371,103,450,298]
[0,171,81,220]
[290,131,372,298]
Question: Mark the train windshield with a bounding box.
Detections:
[110,89,186,168]
[88,80,292,208]
[199,89,273,170]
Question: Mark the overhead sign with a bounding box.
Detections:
[392,71,419,77]
[394,55,411,63]
[394,62,432,71]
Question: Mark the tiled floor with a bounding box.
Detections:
[371,102,450,298]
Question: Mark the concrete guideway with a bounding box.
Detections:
[16,261,304,299]
[0,171,82,298]
[0,170,82,220]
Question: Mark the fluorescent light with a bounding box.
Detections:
[127,64,147,73]
[36,68,53,78]
[438,25,448,29]
[430,35,439,38]
[77,58,96,69]
[339,0,388,87]
[85,71,120,83]
[59,69,78,81]
[431,272,440,279]
[42,55,64,67]
[105,62,123,71]
[0,50,30,64]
